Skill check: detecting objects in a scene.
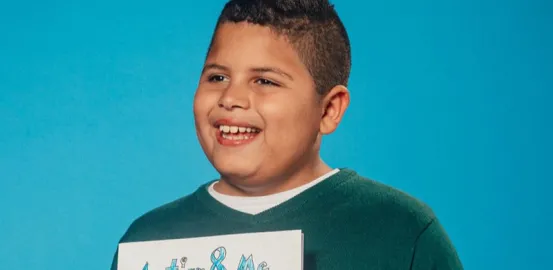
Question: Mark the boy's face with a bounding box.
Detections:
[193,22,326,191]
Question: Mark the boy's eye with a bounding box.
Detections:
[208,75,228,82]
[255,78,279,86]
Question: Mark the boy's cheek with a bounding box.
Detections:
[193,92,218,119]
[260,100,319,128]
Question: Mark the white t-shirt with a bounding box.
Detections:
[207,169,340,215]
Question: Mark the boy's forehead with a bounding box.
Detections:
[211,22,283,49]
[207,23,305,71]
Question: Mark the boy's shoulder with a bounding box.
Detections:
[334,169,437,232]
[118,185,208,243]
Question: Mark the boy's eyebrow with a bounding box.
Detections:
[202,63,293,81]
[202,63,229,74]
[251,67,294,81]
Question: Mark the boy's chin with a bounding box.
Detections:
[213,160,259,180]
[214,164,277,188]
[216,170,258,183]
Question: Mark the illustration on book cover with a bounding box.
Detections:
[140,246,269,270]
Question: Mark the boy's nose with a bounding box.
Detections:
[218,84,250,110]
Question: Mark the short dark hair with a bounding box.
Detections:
[209,0,351,95]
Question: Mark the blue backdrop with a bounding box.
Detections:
[1,0,551,269]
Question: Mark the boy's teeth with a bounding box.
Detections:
[222,134,252,140]
[218,125,259,134]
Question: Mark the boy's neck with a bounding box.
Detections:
[214,158,333,197]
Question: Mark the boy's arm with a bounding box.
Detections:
[410,219,464,270]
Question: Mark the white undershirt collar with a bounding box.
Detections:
[208,169,340,215]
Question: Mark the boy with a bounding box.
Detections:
[111,0,463,269]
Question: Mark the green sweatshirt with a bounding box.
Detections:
[111,169,463,269]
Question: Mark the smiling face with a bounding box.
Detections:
[194,22,345,195]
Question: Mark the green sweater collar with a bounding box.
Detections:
[192,168,357,224]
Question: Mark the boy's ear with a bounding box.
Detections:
[320,85,350,135]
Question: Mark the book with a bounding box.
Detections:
[118,230,303,270]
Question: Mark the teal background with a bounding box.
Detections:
[1,0,551,269]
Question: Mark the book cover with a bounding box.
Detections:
[118,230,304,270]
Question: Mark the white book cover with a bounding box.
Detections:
[118,230,303,270]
